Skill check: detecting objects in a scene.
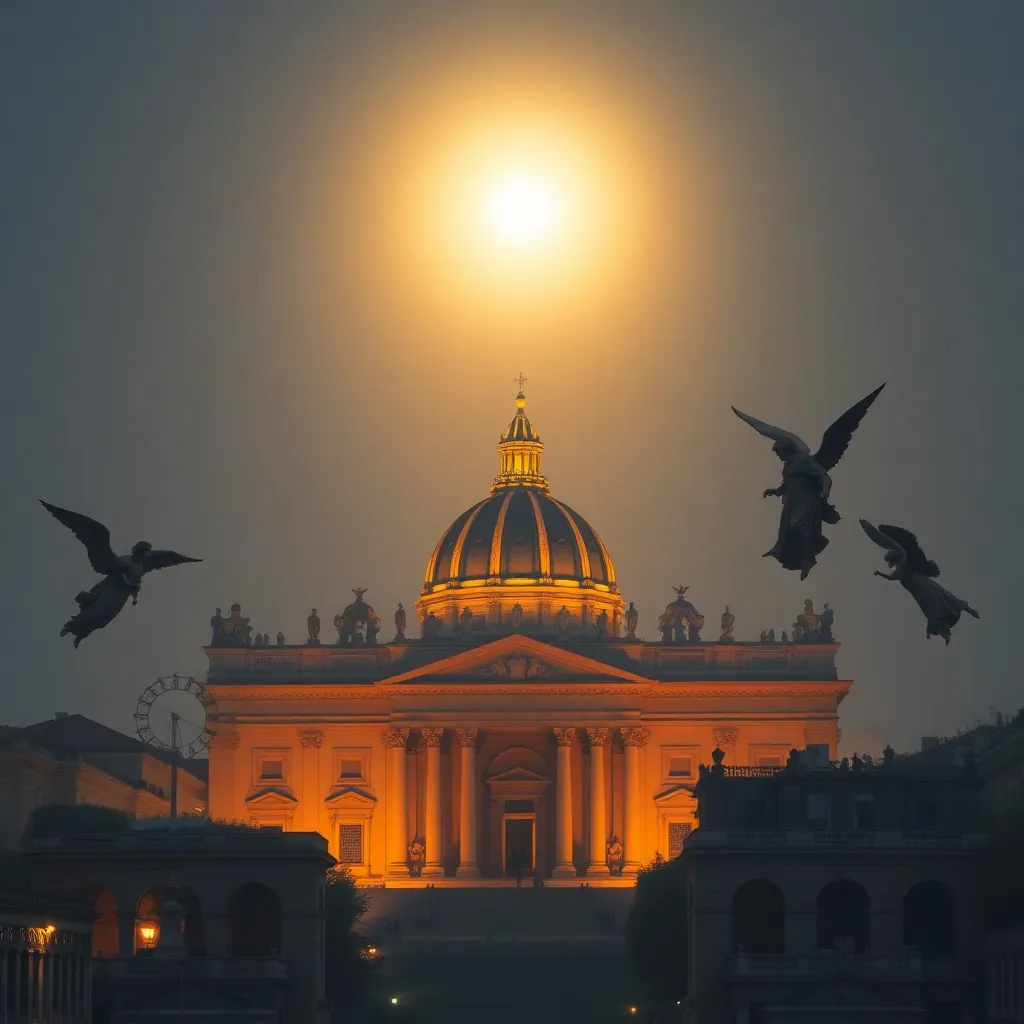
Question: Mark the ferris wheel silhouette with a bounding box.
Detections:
[134,675,217,818]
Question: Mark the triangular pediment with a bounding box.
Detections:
[380,634,649,686]
[487,766,549,784]
[654,784,697,807]
[244,787,298,808]
[323,785,377,809]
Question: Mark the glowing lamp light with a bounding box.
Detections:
[391,996,399,1006]
[138,923,157,948]
[44,925,55,935]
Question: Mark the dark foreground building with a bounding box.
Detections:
[681,748,986,1024]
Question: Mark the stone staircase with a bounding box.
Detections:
[354,886,639,1023]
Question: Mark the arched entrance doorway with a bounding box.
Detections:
[485,746,551,879]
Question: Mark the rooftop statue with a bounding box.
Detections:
[719,606,736,642]
[658,585,705,644]
[212,603,252,647]
[860,520,979,645]
[307,608,321,645]
[732,384,885,580]
[334,588,380,646]
[40,500,201,648]
[624,601,639,639]
[394,602,407,640]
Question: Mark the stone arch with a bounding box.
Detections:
[76,885,118,957]
[903,880,956,955]
[227,882,283,957]
[135,885,205,955]
[732,879,785,954]
[816,879,870,953]
[486,745,550,780]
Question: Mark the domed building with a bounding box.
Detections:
[201,388,852,1020]
[417,390,623,640]
[204,389,850,889]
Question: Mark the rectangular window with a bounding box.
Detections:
[259,824,284,833]
[854,796,876,830]
[339,824,364,865]
[661,747,700,784]
[668,756,693,778]
[914,799,938,830]
[668,822,692,859]
[259,759,284,781]
[339,758,363,780]
[757,755,783,767]
[806,793,829,829]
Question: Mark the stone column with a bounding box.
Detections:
[455,728,480,878]
[206,730,240,820]
[553,728,577,877]
[421,728,445,878]
[586,728,611,877]
[13,951,21,1023]
[383,729,411,876]
[299,731,323,837]
[621,727,649,874]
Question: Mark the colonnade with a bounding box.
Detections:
[383,725,650,878]
[0,937,92,1024]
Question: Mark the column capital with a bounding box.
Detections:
[382,728,410,750]
[421,727,445,748]
[455,727,479,747]
[553,727,577,747]
[207,730,240,750]
[586,727,611,748]
[621,726,650,748]
[298,730,323,749]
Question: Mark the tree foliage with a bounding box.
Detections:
[625,853,688,1008]
[22,803,134,844]
[324,867,377,1017]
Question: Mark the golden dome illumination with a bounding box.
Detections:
[417,388,623,640]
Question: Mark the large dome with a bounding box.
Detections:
[416,389,623,640]
[424,488,615,589]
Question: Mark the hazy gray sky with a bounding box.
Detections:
[2,2,1020,751]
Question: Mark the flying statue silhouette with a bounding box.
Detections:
[40,500,202,647]
[860,520,979,645]
[732,384,885,580]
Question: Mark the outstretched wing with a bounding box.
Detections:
[859,518,905,558]
[731,407,810,453]
[878,524,939,576]
[813,384,885,472]
[39,500,118,575]
[142,550,203,574]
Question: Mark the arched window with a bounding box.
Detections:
[816,879,870,953]
[135,885,205,955]
[732,879,785,954]
[78,886,118,957]
[903,880,956,956]
[228,882,283,957]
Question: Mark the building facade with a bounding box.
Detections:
[0,715,207,850]
[205,391,850,885]
[682,750,987,1024]
[24,821,333,1024]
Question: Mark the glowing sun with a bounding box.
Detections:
[480,168,565,250]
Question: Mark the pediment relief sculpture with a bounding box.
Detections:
[476,654,559,680]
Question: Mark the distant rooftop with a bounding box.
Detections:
[13,713,207,782]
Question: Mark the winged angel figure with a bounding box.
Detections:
[40,500,202,647]
[860,520,979,644]
[733,385,885,580]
